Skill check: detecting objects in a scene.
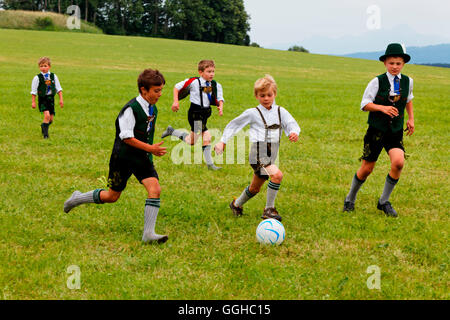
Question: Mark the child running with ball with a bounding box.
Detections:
[215,75,300,221]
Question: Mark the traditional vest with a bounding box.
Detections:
[178,77,219,106]
[112,98,158,162]
[37,73,56,97]
[368,73,410,132]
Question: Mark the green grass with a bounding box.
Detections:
[0,28,449,300]
[0,10,102,34]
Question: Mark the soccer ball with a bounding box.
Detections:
[256,219,285,245]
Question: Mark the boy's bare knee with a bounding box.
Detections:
[271,170,283,183]
[392,160,404,172]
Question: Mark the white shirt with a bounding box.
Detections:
[30,72,63,95]
[175,77,224,107]
[220,103,301,144]
[361,72,414,110]
[118,94,152,140]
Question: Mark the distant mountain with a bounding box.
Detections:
[343,43,450,65]
[265,24,450,58]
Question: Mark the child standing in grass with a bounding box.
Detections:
[31,57,63,139]
[215,75,300,222]
[343,43,415,217]
[161,60,224,170]
[64,69,169,244]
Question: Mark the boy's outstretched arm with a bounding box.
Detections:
[172,87,180,112]
[31,94,37,109]
[123,138,167,156]
[217,100,224,116]
[405,101,414,136]
[363,102,399,118]
[58,91,64,108]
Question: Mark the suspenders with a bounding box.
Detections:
[255,106,282,143]
[254,106,282,163]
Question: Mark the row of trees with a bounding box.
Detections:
[1,0,251,45]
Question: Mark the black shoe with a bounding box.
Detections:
[377,200,398,218]
[262,207,282,222]
[229,199,243,217]
[343,201,355,212]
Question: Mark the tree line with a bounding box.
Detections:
[1,0,251,45]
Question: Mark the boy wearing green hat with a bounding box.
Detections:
[343,43,415,217]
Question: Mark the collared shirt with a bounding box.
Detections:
[175,77,224,107]
[118,94,153,140]
[220,103,301,144]
[30,72,63,95]
[360,72,414,110]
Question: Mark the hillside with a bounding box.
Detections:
[0,9,102,33]
[343,43,450,65]
[0,28,448,300]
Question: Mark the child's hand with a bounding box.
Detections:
[31,102,36,109]
[214,142,225,155]
[405,119,415,136]
[288,133,299,142]
[217,105,223,116]
[382,105,399,118]
[172,102,179,112]
[149,141,167,157]
[60,100,64,108]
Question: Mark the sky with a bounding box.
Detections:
[243,0,450,54]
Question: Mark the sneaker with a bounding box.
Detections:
[161,125,174,139]
[343,201,355,212]
[207,164,222,171]
[229,199,243,217]
[262,207,282,222]
[377,200,398,218]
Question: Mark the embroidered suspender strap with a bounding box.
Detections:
[255,107,269,142]
[278,106,282,143]
[198,78,204,108]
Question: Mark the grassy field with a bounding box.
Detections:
[0,10,102,34]
[0,28,448,300]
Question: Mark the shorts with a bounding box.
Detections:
[360,126,405,162]
[249,142,279,180]
[38,95,55,115]
[107,153,159,192]
[188,103,211,133]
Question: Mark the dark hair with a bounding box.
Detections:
[138,69,165,93]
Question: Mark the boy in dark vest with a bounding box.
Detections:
[63,69,169,243]
[215,75,300,222]
[343,43,415,217]
[31,57,64,139]
[161,60,224,170]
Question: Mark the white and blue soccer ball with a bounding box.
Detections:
[256,219,285,245]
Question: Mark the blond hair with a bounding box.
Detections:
[198,60,215,71]
[38,57,51,66]
[254,74,277,96]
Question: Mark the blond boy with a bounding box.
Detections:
[215,75,300,221]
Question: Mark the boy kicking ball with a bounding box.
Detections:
[215,75,300,221]
[64,69,169,243]
[343,43,415,217]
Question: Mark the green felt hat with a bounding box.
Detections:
[379,43,411,63]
